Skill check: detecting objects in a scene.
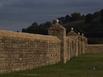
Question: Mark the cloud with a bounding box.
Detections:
[0,0,103,31]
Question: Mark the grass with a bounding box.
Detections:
[1,53,103,77]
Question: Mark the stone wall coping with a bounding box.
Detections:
[49,23,65,31]
[0,30,60,43]
[88,44,103,46]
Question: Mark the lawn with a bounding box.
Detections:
[0,53,103,77]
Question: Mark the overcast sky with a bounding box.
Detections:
[0,0,103,31]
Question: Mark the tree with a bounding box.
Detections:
[85,14,94,23]
[70,13,82,21]
[100,9,103,24]
[22,22,39,34]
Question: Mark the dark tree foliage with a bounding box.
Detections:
[22,22,39,34]
[22,9,103,43]
[85,14,94,23]
[70,13,82,21]
[58,15,71,24]
[100,9,103,24]
[22,21,52,35]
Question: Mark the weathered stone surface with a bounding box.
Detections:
[0,30,61,73]
[87,44,103,54]
[0,23,87,73]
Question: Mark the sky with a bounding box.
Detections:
[0,0,103,31]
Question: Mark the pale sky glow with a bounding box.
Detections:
[0,0,103,31]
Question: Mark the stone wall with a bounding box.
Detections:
[48,21,87,63]
[0,21,87,73]
[87,44,103,54]
[0,30,61,73]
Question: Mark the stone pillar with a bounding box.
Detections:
[83,36,88,54]
[81,33,87,54]
[77,32,81,55]
[85,38,88,53]
[77,33,87,55]
[75,39,79,56]
[48,19,67,63]
[66,37,71,60]
[82,34,85,54]
[67,27,78,58]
